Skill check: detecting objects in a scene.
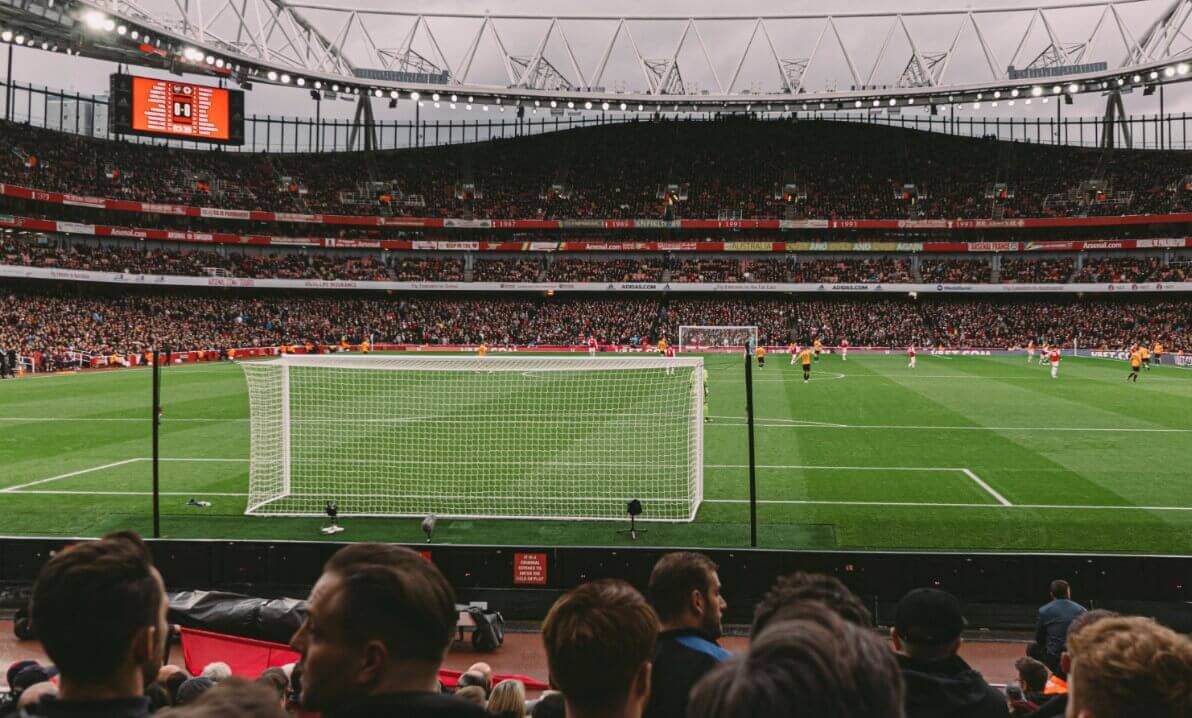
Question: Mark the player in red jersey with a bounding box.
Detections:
[840,338,849,361]
[1049,348,1061,379]
[587,335,598,357]
[664,343,676,375]
[907,345,917,369]
[1027,340,1036,364]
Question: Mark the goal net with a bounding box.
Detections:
[240,355,704,522]
[678,325,759,351]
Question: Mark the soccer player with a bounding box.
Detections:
[664,343,676,375]
[800,346,813,383]
[360,338,370,354]
[907,344,916,369]
[840,338,849,361]
[1140,343,1151,370]
[1128,348,1142,382]
[478,343,488,358]
[788,342,800,365]
[1027,340,1036,364]
[812,338,823,362]
[587,335,598,357]
[658,336,669,355]
[1039,342,1049,366]
[1153,339,1165,365]
[756,345,766,368]
[1049,347,1061,379]
[702,366,710,421]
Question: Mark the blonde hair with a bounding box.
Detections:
[486,679,527,718]
[1067,616,1192,718]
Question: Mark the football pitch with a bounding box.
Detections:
[1,352,1191,554]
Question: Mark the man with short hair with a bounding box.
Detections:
[288,543,488,718]
[750,571,873,635]
[1064,616,1192,718]
[1013,657,1050,708]
[30,531,169,718]
[542,579,658,718]
[891,588,1008,718]
[643,552,729,718]
[689,603,905,718]
[1028,580,1086,676]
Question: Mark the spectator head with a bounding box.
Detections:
[542,579,658,718]
[7,660,38,691]
[1049,579,1071,600]
[647,552,726,637]
[891,588,966,662]
[532,691,566,718]
[465,661,493,687]
[160,677,287,718]
[31,531,168,698]
[11,664,56,697]
[1065,616,1192,718]
[689,603,905,718]
[1058,609,1120,677]
[157,665,190,704]
[17,681,58,712]
[456,669,490,697]
[487,679,527,718]
[199,662,232,682]
[255,667,289,707]
[751,571,872,636]
[288,543,456,711]
[454,685,487,707]
[1014,656,1049,693]
[145,682,172,712]
[175,676,215,706]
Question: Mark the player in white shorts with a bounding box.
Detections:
[907,344,917,369]
[665,344,676,375]
[1039,342,1050,365]
[1026,340,1035,364]
[789,342,800,365]
[587,335,597,357]
[840,339,849,361]
[1049,348,1061,379]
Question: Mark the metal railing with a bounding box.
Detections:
[2,80,1190,153]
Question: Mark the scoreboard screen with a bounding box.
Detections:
[109,74,244,145]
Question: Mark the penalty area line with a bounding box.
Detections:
[702,499,1192,511]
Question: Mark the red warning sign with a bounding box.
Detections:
[513,552,548,585]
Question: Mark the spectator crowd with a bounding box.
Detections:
[5,118,1192,221]
[2,533,1189,718]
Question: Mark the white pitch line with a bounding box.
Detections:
[708,422,1191,433]
[6,490,249,497]
[1,458,142,493]
[706,464,965,471]
[707,416,848,427]
[703,499,1192,511]
[153,457,248,462]
[962,468,1012,506]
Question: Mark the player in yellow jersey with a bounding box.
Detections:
[756,345,766,368]
[1128,348,1142,383]
[478,343,488,358]
[1140,344,1150,370]
[1153,340,1164,365]
[799,347,813,383]
[657,337,669,355]
[812,339,823,362]
[360,338,370,354]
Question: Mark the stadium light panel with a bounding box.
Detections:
[131,30,139,40]
[1067,83,1080,93]
[84,10,105,29]
[620,102,627,110]
[1179,63,1189,75]
[1010,89,1019,97]
[431,93,440,101]
[1031,86,1042,96]
[602,102,609,110]
[854,100,862,107]
[267,70,278,81]
[451,94,458,102]
[1164,66,1176,77]
[1133,74,1142,82]
[550,100,557,107]
[117,25,126,35]
[567,101,574,108]
[1149,70,1159,79]
[2,31,13,43]
[993,90,1001,98]
[584,101,592,109]
[14,34,24,44]
[408,91,418,100]
[205,55,214,64]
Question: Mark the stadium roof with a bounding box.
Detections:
[2,0,1192,110]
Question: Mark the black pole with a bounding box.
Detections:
[152,347,162,538]
[5,44,13,122]
[743,350,758,547]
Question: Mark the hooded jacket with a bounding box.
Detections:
[898,653,1009,718]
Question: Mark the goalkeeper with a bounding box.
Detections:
[701,366,710,422]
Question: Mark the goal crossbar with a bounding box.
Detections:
[241,355,704,523]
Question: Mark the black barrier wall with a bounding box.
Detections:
[1,538,1188,631]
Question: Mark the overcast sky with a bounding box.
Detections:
[4,0,1189,124]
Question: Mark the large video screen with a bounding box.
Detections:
[109,74,244,145]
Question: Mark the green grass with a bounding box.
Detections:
[1,353,1190,554]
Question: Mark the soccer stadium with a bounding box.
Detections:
[0,0,1190,715]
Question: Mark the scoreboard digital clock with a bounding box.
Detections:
[109,74,244,145]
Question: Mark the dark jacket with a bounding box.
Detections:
[898,654,1009,718]
[1024,695,1066,718]
[324,692,491,718]
[643,628,732,718]
[1034,599,1086,657]
[32,696,151,718]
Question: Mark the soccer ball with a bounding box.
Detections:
[909,291,918,299]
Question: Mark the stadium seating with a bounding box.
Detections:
[5,118,1192,221]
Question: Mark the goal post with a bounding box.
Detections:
[678,325,759,351]
[241,355,704,522]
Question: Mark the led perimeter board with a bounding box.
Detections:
[109,74,244,145]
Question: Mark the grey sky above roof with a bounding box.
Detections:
[4,0,1189,125]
